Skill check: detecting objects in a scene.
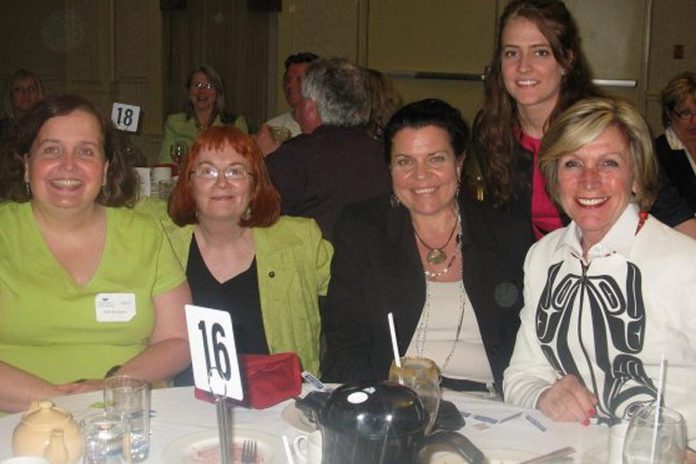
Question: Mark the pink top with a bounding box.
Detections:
[517,129,563,240]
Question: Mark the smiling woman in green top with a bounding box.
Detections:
[158,64,248,164]
[0,94,192,413]
[165,125,332,383]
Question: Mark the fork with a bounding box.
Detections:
[241,439,258,464]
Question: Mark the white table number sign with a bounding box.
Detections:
[111,102,141,133]
[185,304,244,400]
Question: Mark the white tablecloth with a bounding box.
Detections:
[0,386,611,463]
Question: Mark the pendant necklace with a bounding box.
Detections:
[413,217,458,265]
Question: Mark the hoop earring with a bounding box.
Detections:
[243,206,252,221]
[25,182,31,198]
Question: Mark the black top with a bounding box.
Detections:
[174,236,268,386]
[320,194,532,394]
[655,134,696,212]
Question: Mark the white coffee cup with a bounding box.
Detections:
[0,458,51,464]
[134,167,151,198]
[608,421,629,464]
[152,166,172,185]
[293,430,322,464]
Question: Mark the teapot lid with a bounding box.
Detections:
[22,400,73,427]
[319,382,427,438]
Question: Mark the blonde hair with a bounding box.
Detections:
[540,97,658,211]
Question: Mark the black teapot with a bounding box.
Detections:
[314,382,484,464]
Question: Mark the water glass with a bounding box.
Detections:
[623,405,686,463]
[104,376,150,462]
[169,142,187,165]
[388,356,441,434]
[81,410,131,464]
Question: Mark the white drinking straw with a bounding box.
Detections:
[282,434,295,464]
[650,354,667,464]
[388,312,402,368]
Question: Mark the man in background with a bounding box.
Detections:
[265,57,391,240]
[255,53,319,155]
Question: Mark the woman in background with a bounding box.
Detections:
[0,94,190,412]
[158,64,248,163]
[366,68,403,141]
[469,0,696,239]
[655,71,696,210]
[0,69,45,138]
[504,97,696,451]
[166,125,331,383]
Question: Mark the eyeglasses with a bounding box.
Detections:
[12,85,38,95]
[673,109,696,121]
[192,82,217,90]
[190,164,253,182]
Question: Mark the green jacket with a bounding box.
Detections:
[139,199,332,376]
[158,112,249,163]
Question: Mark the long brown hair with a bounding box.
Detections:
[472,0,599,208]
[168,125,281,228]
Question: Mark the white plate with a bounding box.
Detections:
[281,403,317,433]
[162,428,283,464]
[426,447,538,464]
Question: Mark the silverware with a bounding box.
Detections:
[241,439,258,464]
[518,446,575,464]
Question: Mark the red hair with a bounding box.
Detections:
[168,126,281,227]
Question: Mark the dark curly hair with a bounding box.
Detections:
[472,0,600,208]
[0,94,138,206]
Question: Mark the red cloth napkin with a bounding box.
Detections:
[195,352,302,409]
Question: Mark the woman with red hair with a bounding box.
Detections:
[166,125,332,383]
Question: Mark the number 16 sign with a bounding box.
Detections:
[185,304,244,400]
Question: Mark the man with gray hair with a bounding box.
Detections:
[265,57,391,240]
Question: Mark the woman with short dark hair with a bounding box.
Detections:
[321,99,532,394]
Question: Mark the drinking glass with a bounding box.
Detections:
[388,356,441,434]
[169,142,187,165]
[623,405,686,463]
[104,376,150,462]
[81,410,131,464]
[269,125,292,144]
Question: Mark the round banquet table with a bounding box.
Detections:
[0,385,612,463]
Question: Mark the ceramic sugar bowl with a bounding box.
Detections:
[12,400,83,464]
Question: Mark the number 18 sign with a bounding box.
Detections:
[185,304,244,400]
[111,102,141,133]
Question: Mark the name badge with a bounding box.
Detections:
[95,293,136,322]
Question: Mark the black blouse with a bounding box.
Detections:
[174,236,268,386]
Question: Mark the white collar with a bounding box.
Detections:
[557,203,641,262]
[666,127,686,151]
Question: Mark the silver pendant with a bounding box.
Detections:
[426,248,447,265]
